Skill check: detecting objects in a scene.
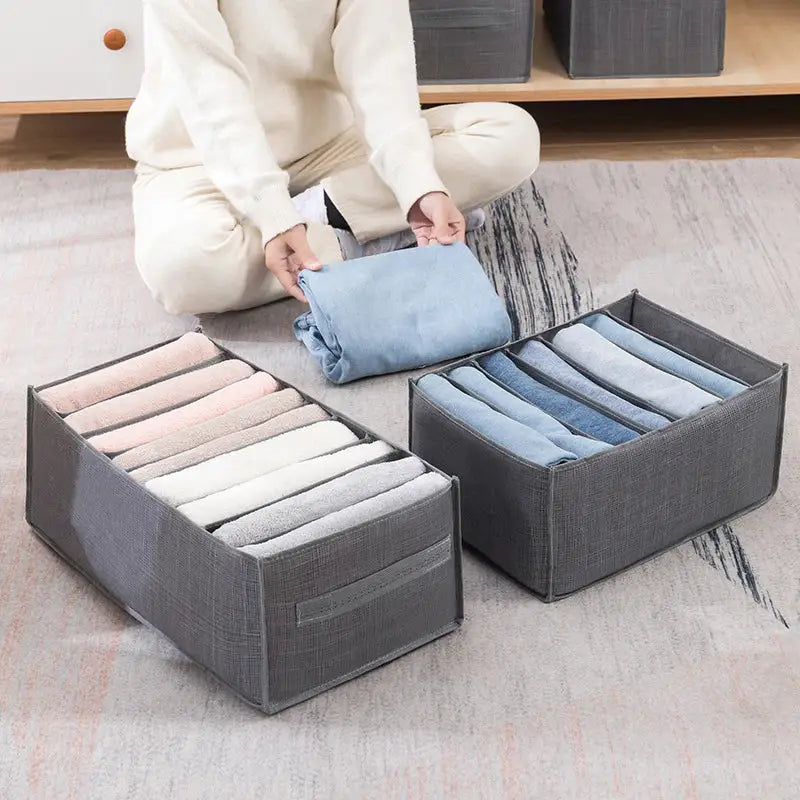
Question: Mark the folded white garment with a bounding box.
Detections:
[240,472,450,557]
[145,419,359,507]
[129,403,329,484]
[210,454,422,544]
[179,440,395,529]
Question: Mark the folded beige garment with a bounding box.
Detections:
[112,388,306,471]
[88,372,279,453]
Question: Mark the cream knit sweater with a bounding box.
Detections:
[125,0,447,246]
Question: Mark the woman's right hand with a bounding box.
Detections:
[264,224,322,302]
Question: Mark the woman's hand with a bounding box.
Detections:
[264,224,322,302]
[407,192,466,247]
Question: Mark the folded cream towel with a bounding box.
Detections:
[112,388,305,471]
[39,332,221,414]
[146,419,359,507]
[88,372,279,453]
[65,359,253,434]
[240,472,450,557]
[211,457,425,545]
[182,440,397,530]
[129,403,329,484]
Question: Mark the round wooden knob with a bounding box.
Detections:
[103,29,126,51]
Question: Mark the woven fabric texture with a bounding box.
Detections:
[27,344,462,713]
[544,0,726,78]
[410,292,786,599]
[411,0,534,83]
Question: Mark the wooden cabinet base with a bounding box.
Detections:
[1,0,798,113]
[0,99,133,115]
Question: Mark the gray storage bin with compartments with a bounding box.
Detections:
[409,291,786,600]
[26,337,463,713]
[411,0,535,83]
[544,0,726,78]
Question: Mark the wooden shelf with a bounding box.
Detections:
[1,0,798,115]
[419,0,800,103]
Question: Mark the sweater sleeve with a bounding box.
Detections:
[143,0,303,246]
[331,0,449,218]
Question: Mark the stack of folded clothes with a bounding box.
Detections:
[40,332,449,549]
[415,312,748,466]
[293,242,512,384]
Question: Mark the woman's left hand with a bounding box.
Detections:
[407,192,466,247]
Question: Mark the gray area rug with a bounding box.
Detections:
[1,161,798,799]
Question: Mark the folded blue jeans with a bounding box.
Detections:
[552,324,719,418]
[583,314,747,398]
[479,352,639,446]
[447,366,612,458]
[293,242,512,383]
[416,374,577,466]
[516,341,670,430]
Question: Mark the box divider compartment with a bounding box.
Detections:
[409,292,787,601]
[27,335,463,712]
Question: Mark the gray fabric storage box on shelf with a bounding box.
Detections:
[409,291,787,601]
[26,337,463,714]
[411,0,535,83]
[544,0,726,78]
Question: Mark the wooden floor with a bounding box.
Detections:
[1,96,799,172]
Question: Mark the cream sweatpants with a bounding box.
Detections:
[132,102,540,315]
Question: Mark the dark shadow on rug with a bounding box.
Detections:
[483,182,789,626]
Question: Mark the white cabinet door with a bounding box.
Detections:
[0,0,144,102]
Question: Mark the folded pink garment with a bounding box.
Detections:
[65,360,254,434]
[39,332,221,414]
[129,403,330,484]
[112,388,306,471]
[88,372,279,453]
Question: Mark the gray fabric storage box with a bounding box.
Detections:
[544,0,726,78]
[26,337,463,713]
[411,0,535,83]
[409,291,787,600]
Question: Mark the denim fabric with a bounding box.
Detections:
[479,352,639,446]
[583,314,748,398]
[293,242,511,384]
[515,341,670,430]
[552,325,719,418]
[447,366,612,458]
[416,374,577,466]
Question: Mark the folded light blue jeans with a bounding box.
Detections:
[479,352,639,446]
[447,366,612,458]
[416,374,577,466]
[293,242,511,383]
[583,314,747,398]
[516,341,670,430]
[552,324,719,418]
